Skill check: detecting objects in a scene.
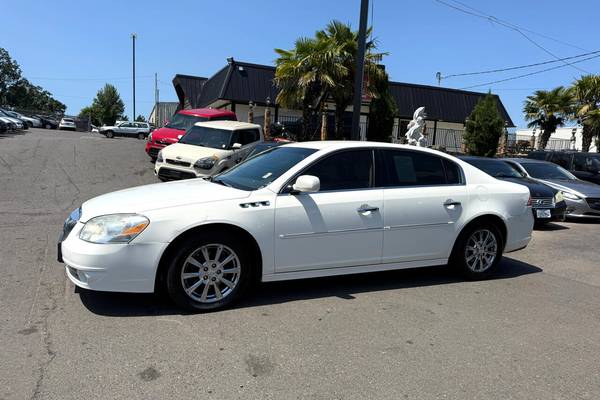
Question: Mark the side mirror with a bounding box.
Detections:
[291,175,320,194]
[177,135,183,140]
[232,142,242,150]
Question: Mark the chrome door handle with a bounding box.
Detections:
[357,204,379,213]
[444,200,461,207]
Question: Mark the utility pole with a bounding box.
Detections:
[436,72,442,86]
[132,33,137,121]
[154,72,158,125]
[351,0,369,141]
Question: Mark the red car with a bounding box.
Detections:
[145,108,237,160]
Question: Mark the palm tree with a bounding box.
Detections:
[315,21,387,139]
[571,75,600,152]
[523,87,573,149]
[274,37,343,140]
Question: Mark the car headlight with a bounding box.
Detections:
[554,191,564,203]
[194,156,217,170]
[156,150,164,163]
[561,191,581,200]
[79,214,149,244]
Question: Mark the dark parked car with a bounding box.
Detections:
[0,119,8,133]
[529,150,600,185]
[242,141,289,161]
[506,158,600,219]
[460,156,566,223]
[35,115,59,129]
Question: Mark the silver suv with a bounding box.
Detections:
[99,122,150,139]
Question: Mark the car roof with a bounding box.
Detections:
[458,155,505,162]
[283,141,460,156]
[503,157,550,164]
[178,108,236,117]
[193,120,262,130]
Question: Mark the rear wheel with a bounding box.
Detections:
[105,130,114,138]
[137,133,145,140]
[451,224,503,280]
[166,232,254,312]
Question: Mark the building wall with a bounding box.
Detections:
[516,127,598,152]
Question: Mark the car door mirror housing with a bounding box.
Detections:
[232,142,242,150]
[292,175,320,194]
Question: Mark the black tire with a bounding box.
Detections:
[105,130,114,138]
[137,133,145,140]
[45,124,51,129]
[450,223,503,280]
[166,231,255,312]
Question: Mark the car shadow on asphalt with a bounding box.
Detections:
[534,222,570,231]
[77,257,542,317]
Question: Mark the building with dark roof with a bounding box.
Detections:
[172,58,514,143]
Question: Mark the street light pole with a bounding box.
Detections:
[132,33,137,121]
[351,0,369,141]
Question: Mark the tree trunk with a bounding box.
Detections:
[334,105,345,140]
[538,129,552,150]
[301,105,311,142]
[581,124,593,152]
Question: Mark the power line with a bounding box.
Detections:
[448,0,588,52]
[442,49,600,79]
[434,0,590,74]
[29,75,154,81]
[459,53,600,90]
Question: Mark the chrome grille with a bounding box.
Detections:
[166,159,191,167]
[531,197,553,208]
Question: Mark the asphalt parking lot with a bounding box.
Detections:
[1,128,599,400]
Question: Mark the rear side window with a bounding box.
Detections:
[549,153,572,169]
[231,129,260,145]
[378,150,462,187]
[302,149,373,191]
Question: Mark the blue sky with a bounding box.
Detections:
[1,0,599,127]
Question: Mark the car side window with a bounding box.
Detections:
[550,153,572,169]
[378,150,453,186]
[302,149,373,191]
[233,129,260,145]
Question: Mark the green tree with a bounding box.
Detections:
[463,93,506,157]
[0,48,22,104]
[83,84,125,126]
[523,87,572,149]
[367,67,398,142]
[135,114,146,122]
[78,105,101,126]
[571,75,600,152]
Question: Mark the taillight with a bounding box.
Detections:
[527,196,533,207]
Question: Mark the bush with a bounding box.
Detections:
[463,93,505,157]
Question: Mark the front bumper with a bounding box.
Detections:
[59,223,167,293]
[532,201,566,222]
[154,162,212,181]
[564,197,600,219]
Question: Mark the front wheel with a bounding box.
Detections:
[450,224,503,280]
[137,133,145,140]
[105,130,114,138]
[166,232,254,312]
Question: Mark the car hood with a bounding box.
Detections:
[80,179,250,221]
[151,126,186,144]
[160,143,231,163]
[498,177,556,197]
[535,178,600,198]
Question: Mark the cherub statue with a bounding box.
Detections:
[405,107,427,146]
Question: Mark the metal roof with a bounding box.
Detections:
[174,59,514,126]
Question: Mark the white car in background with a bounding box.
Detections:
[154,120,263,181]
[0,110,25,129]
[1,109,41,127]
[99,121,150,139]
[58,141,534,312]
[59,117,77,130]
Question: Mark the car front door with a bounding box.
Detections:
[274,149,383,273]
[377,149,468,263]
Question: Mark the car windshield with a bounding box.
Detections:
[521,162,577,180]
[467,159,524,178]
[213,147,317,191]
[179,126,233,149]
[166,113,208,130]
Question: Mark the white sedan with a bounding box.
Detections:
[58,142,534,311]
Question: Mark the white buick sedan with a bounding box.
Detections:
[58,142,534,311]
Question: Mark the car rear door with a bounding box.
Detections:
[377,149,468,263]
[274,149,383,272]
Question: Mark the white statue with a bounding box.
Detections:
[405,107,427,146]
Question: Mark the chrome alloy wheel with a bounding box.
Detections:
[464,229,498,273]
[180,244,241,303]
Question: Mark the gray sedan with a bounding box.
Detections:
[504,158,600,219]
